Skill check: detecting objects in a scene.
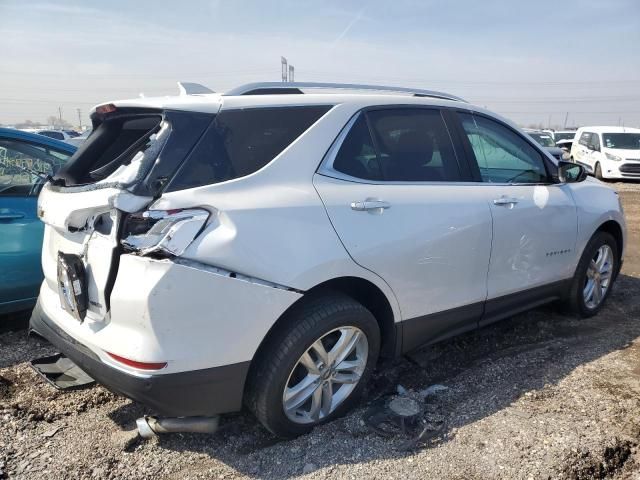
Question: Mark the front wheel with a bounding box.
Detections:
[595,162,604,180]
[564,231,618,317]
[245,292,380,438]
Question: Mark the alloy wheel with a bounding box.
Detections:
[282,326,368,424]
[583,244,614,309]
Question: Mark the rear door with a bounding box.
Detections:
[455,112,577,325]
[314,107,493,350]
[0,138,72,311]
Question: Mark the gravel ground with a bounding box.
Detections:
[1,181,640,480]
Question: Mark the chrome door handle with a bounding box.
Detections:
[351,200,391,211]
[493,197,519,206]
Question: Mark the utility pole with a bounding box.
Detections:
[281,57,288,82]
[563,112,569,129]
[57,106,63,129]
[77,108,82,130]
[288,65,294,82]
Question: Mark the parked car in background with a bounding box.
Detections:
[30,82,625,438]
[65,129,92,148]
[570,126,640,180]
[554,130,577,144]
[524,129,566,161]
[0,128,75,315]
[36,130,76,142]
[553,130,577,155]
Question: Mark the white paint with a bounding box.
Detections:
[36,89,626,392]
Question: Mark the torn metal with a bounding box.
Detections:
[172,257,305,293]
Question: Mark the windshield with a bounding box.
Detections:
[528,133,555,147]
[602,133,640,150]
[554,132,575,142]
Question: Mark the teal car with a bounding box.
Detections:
[0,128,76,315]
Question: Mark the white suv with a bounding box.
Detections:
[30,82,626,438]
[570,126,640,180]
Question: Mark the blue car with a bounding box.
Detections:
[0,128,76,315]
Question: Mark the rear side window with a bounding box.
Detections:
[168,106,331,191]
[333,115,381,180]
[368,109,460,182]
[333,108,460,182]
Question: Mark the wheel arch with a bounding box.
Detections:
[246,276,399,389]
[596,219,624,267]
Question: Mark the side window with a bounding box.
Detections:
[459,113,548,184]
[579,132,592,147]
[333,114,381,180]
[367,108,460,182]
[0,140,71,196]
[168,106,331,191]
[591,133,601,150]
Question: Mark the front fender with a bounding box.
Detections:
[569,178,626,263]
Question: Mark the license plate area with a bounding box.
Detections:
[57,252,88,322]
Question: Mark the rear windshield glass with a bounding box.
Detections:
[167,105,331,191]
[55,113,162,186]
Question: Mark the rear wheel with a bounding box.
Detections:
[245,292,380,438]
[564,231,618,317]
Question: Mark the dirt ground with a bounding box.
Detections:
[1,182,640,480]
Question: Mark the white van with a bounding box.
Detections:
[570,126,640,180]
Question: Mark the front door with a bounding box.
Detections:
[574,131,595,172]
[314,108,493,350]
[456,112,578,325]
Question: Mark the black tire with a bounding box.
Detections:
[595,162,604,180]
[564,231,618,317]
[245,292,380,438]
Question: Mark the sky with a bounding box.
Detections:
[1,0,639,128]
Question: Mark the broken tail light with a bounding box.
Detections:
[121,208,210,257]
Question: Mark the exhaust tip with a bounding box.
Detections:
[136,416,157,439]
[136,415,220,439]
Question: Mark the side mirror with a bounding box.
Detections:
[558,161,587,183]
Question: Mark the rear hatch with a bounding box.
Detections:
[39,104,216,321]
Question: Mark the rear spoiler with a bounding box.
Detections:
[177,82,215,96]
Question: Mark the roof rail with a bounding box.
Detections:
[224,82,466,103]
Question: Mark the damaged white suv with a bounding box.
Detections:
[30,82,626,438]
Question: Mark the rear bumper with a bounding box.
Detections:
[29,299,250,416]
